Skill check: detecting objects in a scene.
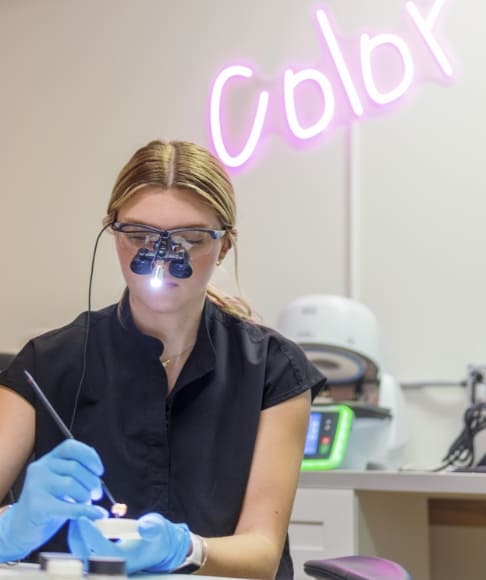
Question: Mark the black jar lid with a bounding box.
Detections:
[88,556,126,575]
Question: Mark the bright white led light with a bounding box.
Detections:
[150,263,164,288]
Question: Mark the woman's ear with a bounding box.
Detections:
[218,228,236,262]
[218,245,229,263]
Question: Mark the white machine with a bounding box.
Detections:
[277,294,408,470]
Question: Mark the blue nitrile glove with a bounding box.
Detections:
[68,512,191,574]
[0,439,106,562]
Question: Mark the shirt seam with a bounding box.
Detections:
[262,380,317,409]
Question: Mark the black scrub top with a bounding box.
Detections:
[0,296,326,578]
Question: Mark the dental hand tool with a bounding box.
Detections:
[23,369,127,518]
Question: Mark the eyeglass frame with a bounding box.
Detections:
[111,221,228,244]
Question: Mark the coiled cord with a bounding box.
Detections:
[434,401,486,471]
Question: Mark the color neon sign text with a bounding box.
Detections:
[209,0,453,168]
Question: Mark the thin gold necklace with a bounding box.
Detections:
[161,343,195,368]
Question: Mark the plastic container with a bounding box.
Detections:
[88,556,127,579]
[340,417,391,470]
[46,557,83,580]
[39,552,81,571]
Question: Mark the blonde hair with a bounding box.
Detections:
[105,139,254,321]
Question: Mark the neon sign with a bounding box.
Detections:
[209,0,454,169]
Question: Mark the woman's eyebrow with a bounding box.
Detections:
[120,219,219,229]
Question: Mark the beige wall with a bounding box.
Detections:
[1,0,484,467]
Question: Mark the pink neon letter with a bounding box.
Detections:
[406,0,453,77]
[360,33,414,105]
[284,69,336,139]
[315,8,363,117]
[209,65,269,168]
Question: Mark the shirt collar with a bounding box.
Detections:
[118,292,163,358]
[117,291,217,380]
[178,299,217,385]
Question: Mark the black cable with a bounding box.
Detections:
[433,401,486,472]
[68,224,110,432]
[4,225,109,504]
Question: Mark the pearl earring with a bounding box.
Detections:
[216,260,222,266]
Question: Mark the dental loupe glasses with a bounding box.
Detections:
[111,221,227,287]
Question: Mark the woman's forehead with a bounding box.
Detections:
[118,186,219,227]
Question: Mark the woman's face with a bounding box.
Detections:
[114,186,227,315]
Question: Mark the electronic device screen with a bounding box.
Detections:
[304,412,322,455]
[301,405,354,470]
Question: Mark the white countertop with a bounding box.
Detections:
[298,469,486,495]
[0,563,251,579]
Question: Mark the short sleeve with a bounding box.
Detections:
[0,341,36,405]
[262,334,327,409]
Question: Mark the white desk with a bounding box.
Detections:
[290,470,486,580]
[0,564,251,579]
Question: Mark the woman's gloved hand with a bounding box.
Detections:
[0,439,106,562]
[68,512,191,574]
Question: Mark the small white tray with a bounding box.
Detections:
[94,518,141,540]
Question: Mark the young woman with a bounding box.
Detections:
[0,140,325,579]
